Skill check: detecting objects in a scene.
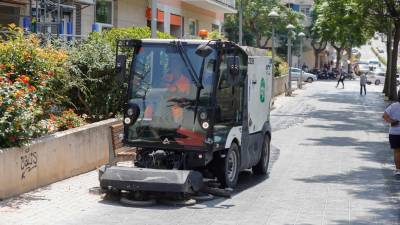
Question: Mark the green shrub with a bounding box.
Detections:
[265,50,288,77]
[103,27,173,47]
[208,31,226,40]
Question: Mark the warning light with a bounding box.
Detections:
[198,29,208,39]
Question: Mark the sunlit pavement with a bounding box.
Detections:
[0,80,399,225]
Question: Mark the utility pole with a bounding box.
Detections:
[238,0,243,45]
[151,0,157,38]
[268,10,279,96]
[286,24,295,96]
[298,32,305,89]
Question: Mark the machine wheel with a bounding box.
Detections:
[252,135,271,175]
[375,80,381,85]
[307,77,314,83]
[214,143,240,188]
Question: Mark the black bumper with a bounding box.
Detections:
[99,165,203,193]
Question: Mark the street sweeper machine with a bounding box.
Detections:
[99,39,273,199]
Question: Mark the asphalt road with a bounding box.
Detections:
[0,80,399,225]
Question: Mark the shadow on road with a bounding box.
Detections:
[295,90,400,224]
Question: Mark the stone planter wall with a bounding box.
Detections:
[273,75,289,97]
[0,118,120,200]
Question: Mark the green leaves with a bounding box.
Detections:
[224,0,304,48]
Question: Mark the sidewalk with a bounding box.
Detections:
[0,80,399,225]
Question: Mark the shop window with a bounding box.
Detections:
[189,19,196,36]
[301,5,311,17]
[96,0,113,25]
[212,24,219,32]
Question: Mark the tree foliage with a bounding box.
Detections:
[224,0,304,48]
[312,0,374,69]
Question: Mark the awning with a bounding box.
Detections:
[145,7,164,23]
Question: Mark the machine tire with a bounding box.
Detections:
[375,80,381,85]
[214,143,240,188]
[252,135,270,175]
[307,77,313,83]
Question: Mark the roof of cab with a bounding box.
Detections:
[140,39,217,45]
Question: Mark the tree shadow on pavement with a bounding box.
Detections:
[296,91,400,224]
[0,187,50,211]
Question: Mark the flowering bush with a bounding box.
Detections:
[51,109,85,131]
[0,25,76,147]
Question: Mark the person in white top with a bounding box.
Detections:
[360,73,367,95]
[383,91,400,177]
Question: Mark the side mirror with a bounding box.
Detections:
[115,55,127,82]
[195,44,213,58]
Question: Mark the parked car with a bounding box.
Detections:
[354,61,371,75]
[367,69,400,86]
[290,67,317,82]
[369,60,381,70]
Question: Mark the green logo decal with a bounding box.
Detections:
[260,78,265,103]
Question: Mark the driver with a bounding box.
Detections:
[163,57,191,123]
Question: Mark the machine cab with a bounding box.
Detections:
[119,39,247,154]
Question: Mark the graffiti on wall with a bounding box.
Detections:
[20,147,38,179]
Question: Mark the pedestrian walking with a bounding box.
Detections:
[383,91,400,177]
[360,73,367,95]
[336,69,345,88]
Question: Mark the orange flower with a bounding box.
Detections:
[0,64,5,70]
[49,114,57,122]
[5,72,11,77]
[9,65,15,70]
[20,75,29,84]
[28,85,36,92]
[14,90,23,98]
[0,77,3,82]
[47,71,54,77]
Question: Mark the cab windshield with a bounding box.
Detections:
[126,43,215,148]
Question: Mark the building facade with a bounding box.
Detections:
[282,0,331,69]
[0,0,236,39]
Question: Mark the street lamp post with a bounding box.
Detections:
[298,32,306,89]
[286,24,295,96]
[151,0,158,38]
[268,10,279,96]
[239,0,243,45]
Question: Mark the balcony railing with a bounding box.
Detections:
[214,0,235,9]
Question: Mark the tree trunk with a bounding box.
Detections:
[384,28,392,96]
[347,47,352,73]
[389,23,400,101]
[384,19,392,96]
[314,51,319,69]
[335,48,342,70]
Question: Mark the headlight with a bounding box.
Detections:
[124,117,132,125]
[202,121,210,129]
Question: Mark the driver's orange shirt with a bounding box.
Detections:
[166,73,190,122]
[165,73,190,95]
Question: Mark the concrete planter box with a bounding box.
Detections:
[0,118,120,200]
[273,75,289,97]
